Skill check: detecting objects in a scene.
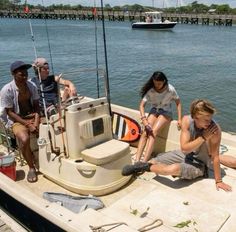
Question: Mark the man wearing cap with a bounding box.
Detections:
[0,61,40,182]
[31,57,77,113]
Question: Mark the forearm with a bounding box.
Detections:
[139,101,146,117]
[63,79,77,95]
[139,103,148,125]
[212,155,222,183]
[63,79,73,87]
[181,136,205,154]
[8,112,29,126]
[33,112,40,128]
[140,110,146,118]
[176,100,182,121]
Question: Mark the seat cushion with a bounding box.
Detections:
[81,139,130,165]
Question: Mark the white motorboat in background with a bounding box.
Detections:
[132,11,177,30]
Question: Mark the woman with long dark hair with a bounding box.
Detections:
[135,71,182,162]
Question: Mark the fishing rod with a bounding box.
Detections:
[41,0,68,157]
[41,0,54,74]
[26,0,60,156]
[100,0,112,116]
[56,73,68,158]
[93,0,100,98]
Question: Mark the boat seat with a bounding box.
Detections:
[81,139,130,165]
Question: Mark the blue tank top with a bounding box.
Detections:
[31,75,58,108]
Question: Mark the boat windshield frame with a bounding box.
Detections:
[144,11,162,23]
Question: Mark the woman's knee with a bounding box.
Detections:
[152,118,170,135]
[152,130,159,138]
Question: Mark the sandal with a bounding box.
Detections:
[27,169,38,183]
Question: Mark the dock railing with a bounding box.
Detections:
[0,10,235,26]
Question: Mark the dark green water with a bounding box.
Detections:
[0,18,235,132]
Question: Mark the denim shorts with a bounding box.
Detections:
[149,107,172,119]
[151,150,207,180]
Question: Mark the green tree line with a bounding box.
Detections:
[0,0,236,14]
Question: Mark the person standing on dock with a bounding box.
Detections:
[123,99,232,192]
[0,61,40,183]
[31,57,77,114]
[134,71,182,163]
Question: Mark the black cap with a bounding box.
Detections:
[10,61,32,72]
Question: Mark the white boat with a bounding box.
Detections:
[132,11,177,30]
[1,7,236,232]
[1,83,236,231]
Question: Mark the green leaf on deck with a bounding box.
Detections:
[174,220,192,228]
[183,201,189,205]
[130,208,138,215]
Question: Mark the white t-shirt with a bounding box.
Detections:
[0,80,39,127]
[142,84,179,113]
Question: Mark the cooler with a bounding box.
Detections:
[0,152,16,181]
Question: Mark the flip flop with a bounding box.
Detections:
[27,169,38,183]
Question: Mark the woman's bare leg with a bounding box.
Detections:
[135,114,156,162]
[143,115,170,162]
[135,132,147,162]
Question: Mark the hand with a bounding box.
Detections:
[27,123,38,133]
[216,181,232,192]
[33,113,40,129]
[145,124,153,136]
[202,121,218,141]
[177,119,182,130]
[69,84,77,96]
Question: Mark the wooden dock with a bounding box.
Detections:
[0,9,235,26]
[0,209,27,232]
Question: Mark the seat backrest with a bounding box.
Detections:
[65,97,113,159]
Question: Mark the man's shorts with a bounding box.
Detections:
[12,122,28,135]
[151,150,206,180]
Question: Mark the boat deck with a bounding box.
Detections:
[1,145,236,231]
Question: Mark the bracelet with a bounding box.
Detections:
[215,179,222,184]
[140,116,146,120]
[201,135,206,141]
